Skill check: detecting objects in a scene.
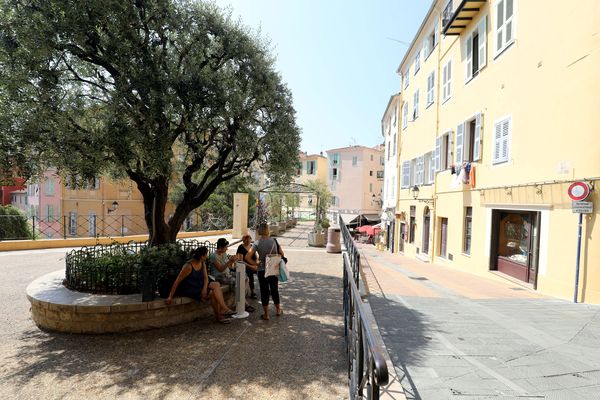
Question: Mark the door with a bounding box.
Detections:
[399,223,406,252]
[390,220,395,253]
[422,207,430,254]
[496,211,537,284]
[440,217,448,258]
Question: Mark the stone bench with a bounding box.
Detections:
[26,270,233,334]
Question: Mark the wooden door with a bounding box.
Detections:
[440,217,448,258]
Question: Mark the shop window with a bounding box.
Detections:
[409,206,416,244]
[463,207,472,254]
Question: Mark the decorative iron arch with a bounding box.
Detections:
[258,183,315,195]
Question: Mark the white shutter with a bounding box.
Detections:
[496,0,505,53]
[435,136,441,172]
[402,102,408,129]
[473,113,482,161]
[456,123,464,164]
[430,150,436,182]
[417,156,424,185]
[401,161,410,188]
[478,17,487,70]
[501,118,510,161]
[447,60,452,98]
[493,121,502,162]
[423,40,429,59]
[446,132,453,168]
[466,37,473,81]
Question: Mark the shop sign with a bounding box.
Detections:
[572,201,593,214]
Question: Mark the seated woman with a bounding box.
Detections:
[165,246,235,324]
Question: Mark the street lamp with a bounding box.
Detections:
[411,185,420,200]
[107,201,119,214]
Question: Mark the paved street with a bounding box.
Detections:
[0,224,347,399]
[359,244,600,400]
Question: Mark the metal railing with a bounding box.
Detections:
[343,251,389,399]
[0,212,230,241]
[340,215,389,399]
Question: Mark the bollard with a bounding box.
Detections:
[326,226,342,253]
[232,260,249,319]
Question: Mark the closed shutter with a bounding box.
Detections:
[466,36,473,81]
[446,131,453,168]
[501,118,510,161]
[423,40,429,59]
[446,60,452,98]
[401,161,410,188]
[435,136,441,172]
[456,123,464,164]
[417,156,424,185]
[494,121,502,162]
[473,113,482,161]
[478,17,487,70]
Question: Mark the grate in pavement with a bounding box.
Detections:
[409,276,428,281]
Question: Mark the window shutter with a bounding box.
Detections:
[447,60,452,98]
[402,161,410,188]
[423,40,429,59]
[417,156,424,185]
[501,118,510,161]
[435,136,441,172]
[466,37,473,81]
[496,0,505,52]
[473,113,482,161]
[434,29,440,51]
[447,131,453,168]
[478,17,487,69]
[456,123,464,164]
[493,121,502,162]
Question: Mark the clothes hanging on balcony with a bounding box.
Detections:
[469,165,476,188]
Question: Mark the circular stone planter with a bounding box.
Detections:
[27,270,232,334]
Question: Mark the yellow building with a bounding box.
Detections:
[294,152,329,214]
[394,0,600,303]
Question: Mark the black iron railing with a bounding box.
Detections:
[64,239,217,295]
[343,251,389,399]
[340,215,389,398]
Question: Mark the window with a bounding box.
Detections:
[370,154,374,161]
[369,183,373,193]
[413,90,419,120]
[493,116,511,164]
[442,60,452,102]
[409,206,416,244]
[404,70,410,89]
[401,161,410,188]
[392,133,397,156]
[387,142,390,160]
[415,156,424,185]
[415,51,421,73]
[428,151,435,184]
[45,179,55,196]
[376,170,384,179]
[456,113,483,163]
[307,160,316,175]
[434,131,453,172]
[410,159,416,186]
[440,217,448,257]
[426,71,435,107]
[464,207,472,254]
[46,205,55,222]
[352,156,358,166]
[370,170,373,177]
[496,0,514,55]
[331,153,340,165]
[392,105,397,127]
[465,16,487,82]
[424,27,438,59]
[380,156,385,166]
[332,167,339,180]
[402,102,408,129]
[423,152,432,185]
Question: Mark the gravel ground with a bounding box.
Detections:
[0,225,348,399]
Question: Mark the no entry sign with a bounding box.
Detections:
[567,182,590,201]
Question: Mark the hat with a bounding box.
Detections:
[216,238,229,249]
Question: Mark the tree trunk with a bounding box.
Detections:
[141,177,175,246]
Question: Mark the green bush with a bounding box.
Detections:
[0,206,33,240]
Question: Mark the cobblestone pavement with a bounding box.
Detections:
[359,244,600,400]
[0,224,347,399]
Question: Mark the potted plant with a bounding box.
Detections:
[249,198,269,240]
[306,180,332,247]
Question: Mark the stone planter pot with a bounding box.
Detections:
[278,221,286,232]
[308,231,326,247]
[286,219,293,229]
[269,224,279,237]
[292,218,298,227]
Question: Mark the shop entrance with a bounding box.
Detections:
[492,210,540,285]
[422,207,430,254]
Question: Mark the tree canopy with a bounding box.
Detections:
[0,0,301,244]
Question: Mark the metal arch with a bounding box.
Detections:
[258,183,315,195]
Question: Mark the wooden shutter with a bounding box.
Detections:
[435,136,441,172]
[478,17,487,70]
[473,113,482,161]
[466,36,473,81]
[456,123,464,164]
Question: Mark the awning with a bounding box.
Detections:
[345,214,381,228]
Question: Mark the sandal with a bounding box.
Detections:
[260,314,269,321]
[224,310,236,316]
[217,318,232,324]
[245,305,255,313]
[276,309,283,316]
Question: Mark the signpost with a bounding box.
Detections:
[569,182,593,303]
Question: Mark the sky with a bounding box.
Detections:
[214,0,432,155]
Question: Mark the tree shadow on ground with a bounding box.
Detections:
[5,271,348,399]
[368,294,431,400]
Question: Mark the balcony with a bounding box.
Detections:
[442,0,487,36]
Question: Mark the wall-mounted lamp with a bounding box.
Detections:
[371,193,382,206]
[411,185,420,200]
[505,187,512,196]
[107,201,119,214]
[534,184,543,195]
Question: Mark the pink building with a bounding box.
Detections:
[326,145,384,225]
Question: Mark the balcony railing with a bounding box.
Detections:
[442,0,487,36]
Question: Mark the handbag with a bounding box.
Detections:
[265,242,281,277]
[278,259,289,282]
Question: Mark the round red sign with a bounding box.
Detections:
[568,182,590,201]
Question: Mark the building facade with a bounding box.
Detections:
[381,94,401,252]
[394,0,600,302]
[294,152,329,216]
[327,145,384,224]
